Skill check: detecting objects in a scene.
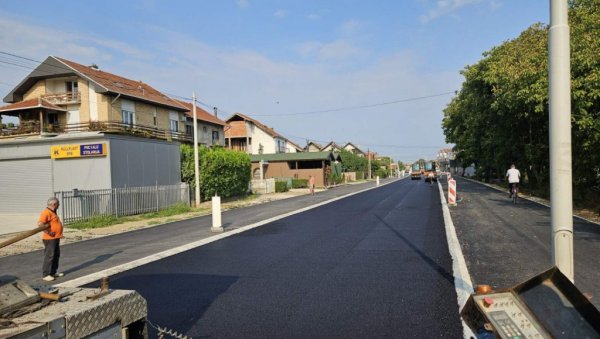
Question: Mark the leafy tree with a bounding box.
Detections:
[442,0,600,199]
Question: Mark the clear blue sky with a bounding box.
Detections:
[0,1,548,162]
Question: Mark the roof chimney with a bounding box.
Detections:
[213,107,218,117]
[89,64,99,70]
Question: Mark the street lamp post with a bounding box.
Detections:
[549,0,574,281]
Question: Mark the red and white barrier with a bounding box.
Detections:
[448,179,457,206]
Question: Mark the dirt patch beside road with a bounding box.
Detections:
[0,189,312,258]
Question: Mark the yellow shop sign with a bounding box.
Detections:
[51,143,108,159]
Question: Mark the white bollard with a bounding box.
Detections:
[211,195,223,233]
[376,176,380,186]
[448,179,457,206]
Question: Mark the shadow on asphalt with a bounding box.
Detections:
[373,214,460,289]
[102,273,239,336]
[64,251,122,275]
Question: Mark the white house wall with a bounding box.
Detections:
[252,127,277,154]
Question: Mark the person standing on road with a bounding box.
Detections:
[309,175,316,195]
[39,197,64,282]
[506,164,521,198]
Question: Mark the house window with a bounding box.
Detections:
[211,131,219,145]
[122,110,135,125]
[153,116,157,126]
[203,126,207,132]
[65,81,78,94]
[186,125,193,136]
[276,139,286,153]
[170,119,179,132]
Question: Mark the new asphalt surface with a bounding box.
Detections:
[85,178,464,338]
[442,176,600,310]
[1,179,398,283]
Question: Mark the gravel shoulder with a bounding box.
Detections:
[0,189,315,258]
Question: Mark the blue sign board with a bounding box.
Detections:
[80,143,105,156]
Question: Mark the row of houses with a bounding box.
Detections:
[0,56,375,214]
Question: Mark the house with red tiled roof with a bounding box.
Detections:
[0,56,191,142]
[224,113,303,154]
[176,100,226,146]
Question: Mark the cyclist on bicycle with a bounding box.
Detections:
[506,164,521,198]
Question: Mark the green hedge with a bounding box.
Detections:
[275,181,289,192]
[181,145,251,200]
[292,179,308,188]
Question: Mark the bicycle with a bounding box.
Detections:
[509,183,519,205]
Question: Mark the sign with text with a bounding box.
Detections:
[51,143,108,159]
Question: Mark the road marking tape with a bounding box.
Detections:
[437,180,475,339]
[57,177,406,288]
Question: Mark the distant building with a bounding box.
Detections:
[224,113,303,154]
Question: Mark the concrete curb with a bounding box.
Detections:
[458,176,600,227]
[57,177,404,288]
[437,180,475,339]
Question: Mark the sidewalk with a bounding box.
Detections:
[440,176,600,310]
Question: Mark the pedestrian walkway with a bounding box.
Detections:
[441,176,600,310]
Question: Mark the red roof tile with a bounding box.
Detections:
[0,98,67,113]
[176,100,226,126]
[54,57,186,111]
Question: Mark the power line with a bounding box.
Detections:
[248,91,456,117]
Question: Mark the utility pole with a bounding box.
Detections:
[192,91,200,208]
[368,148,372,180]
[549,0,574,281]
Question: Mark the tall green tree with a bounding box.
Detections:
[443,0,599,193]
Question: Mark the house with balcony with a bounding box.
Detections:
[224,113,303,154]
[0,56,190,141]
[176,100,226,146]
[0,56,195,215]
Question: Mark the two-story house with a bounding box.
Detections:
[0,56,195,215]
[0,56,189,140]
[224,113,303,154]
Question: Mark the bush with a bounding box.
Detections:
[292,179,308,188]
[275,181,289,192]
[181,145,251,200]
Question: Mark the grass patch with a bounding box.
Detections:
[147,221,161,226]
[138,203,192,219]
[67,203,193,230]
[68,215,127,230]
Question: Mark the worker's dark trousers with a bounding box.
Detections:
[42,239,60,277]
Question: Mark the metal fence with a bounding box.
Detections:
[55,183,190,224]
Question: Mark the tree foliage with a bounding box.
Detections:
[442,1,599,194]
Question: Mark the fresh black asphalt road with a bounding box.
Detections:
[2,179,400,283]
[88,179,463,338]
[443,176,600,310]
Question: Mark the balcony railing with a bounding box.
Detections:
[41,92,81,105]
[0,120,194,143]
